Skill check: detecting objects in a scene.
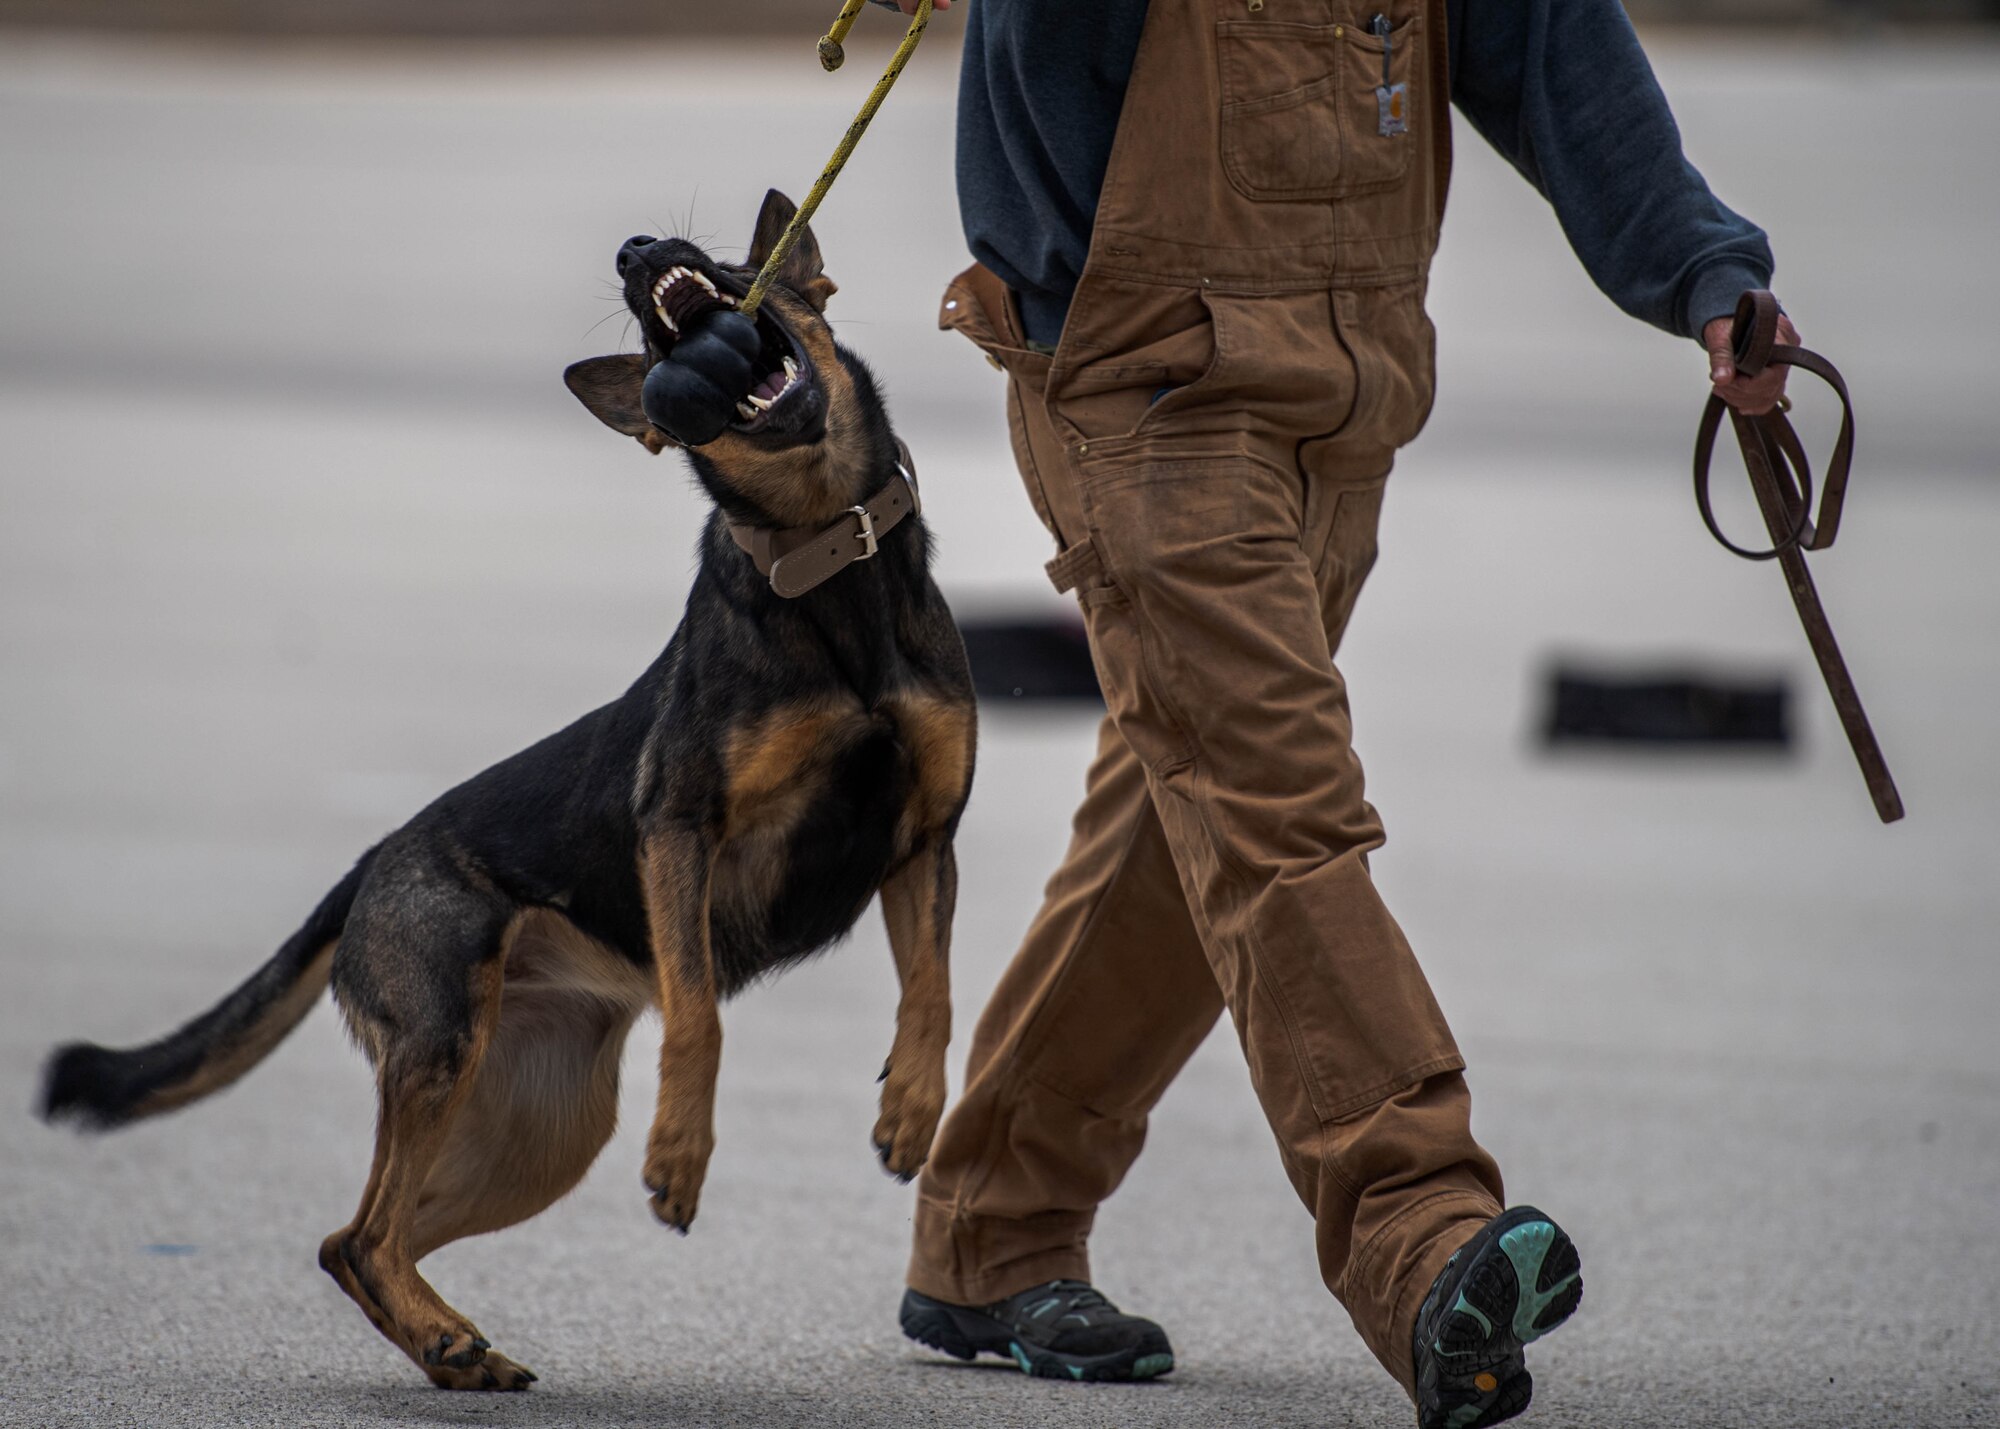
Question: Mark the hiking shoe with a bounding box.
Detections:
[900,1278,1175,1381]
[1411,1206,1582,1429]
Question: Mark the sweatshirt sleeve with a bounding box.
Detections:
[1447,0,1774,340]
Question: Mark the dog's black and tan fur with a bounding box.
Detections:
[39,191,975,1391]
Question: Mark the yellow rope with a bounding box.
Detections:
[740,0,935,317]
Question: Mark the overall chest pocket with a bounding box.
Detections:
[1216,8,1421,203]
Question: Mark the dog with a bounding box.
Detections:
[39,189,976,1391]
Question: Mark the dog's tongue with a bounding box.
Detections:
[666,281,727,333]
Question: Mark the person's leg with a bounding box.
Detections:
[908,712,1222,1304]
[1281,449,1513,1393]
[908,362,1225,1307]
[1032,330,1506,1392]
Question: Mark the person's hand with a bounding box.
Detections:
[1703,309,1799,416]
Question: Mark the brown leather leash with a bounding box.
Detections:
[1692,289,1904,823]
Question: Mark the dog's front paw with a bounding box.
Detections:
[642,1129,714,1233]
[872,1068,944,1184]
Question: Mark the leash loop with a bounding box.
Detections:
[1693,291,1857,562]
[741,0,936,317]
[1690,290,1902,823]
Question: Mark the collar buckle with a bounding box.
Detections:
[848,504,880,561]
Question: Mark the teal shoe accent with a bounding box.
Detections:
[1067,1363,1084,1380]
[1499,1221,1582,1344]
[1009,1341,1034,1375]
[1450,1290,1494,1338]
[1131,1353,1176,1380]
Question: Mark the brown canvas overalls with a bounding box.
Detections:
[911,0,1503,1391]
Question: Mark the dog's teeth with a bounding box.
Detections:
[748,394,772,411]
[693,272,718,297]
[783,356,798,378]
[656,304,677,334]
[736,401,757,420]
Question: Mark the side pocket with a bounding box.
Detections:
[1056,280,1219,444]
[1054,290,1358,449]
[1128,290,1357,447]
[1330,279,1435,451]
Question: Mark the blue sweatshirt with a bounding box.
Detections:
[953,0,1774,347]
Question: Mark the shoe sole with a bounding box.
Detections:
[900,1291,1175,1382]
[1417,1207,1582,1429]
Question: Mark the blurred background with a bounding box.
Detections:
[2,4,1996,1427]
[7,0,2000,28]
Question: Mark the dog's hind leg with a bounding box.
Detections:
[407,919,644,1262]
[318,881,530,1390]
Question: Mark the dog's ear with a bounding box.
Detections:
[748,188,839,312]
[564,354,677,454]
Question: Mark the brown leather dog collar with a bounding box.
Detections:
[727,442,921,599]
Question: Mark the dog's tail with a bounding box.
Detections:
[38,847,379,1131]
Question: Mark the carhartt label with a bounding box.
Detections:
[1377,82,1409,137]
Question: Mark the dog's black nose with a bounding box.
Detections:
[616,235,661,278]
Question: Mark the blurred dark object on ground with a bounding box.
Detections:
[1542,661,1792,747]
[4,0,1999,33]
[958,615,1103,706]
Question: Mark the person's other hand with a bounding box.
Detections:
[1703,309,1799,416]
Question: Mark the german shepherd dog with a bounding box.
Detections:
[39,190,976,1391]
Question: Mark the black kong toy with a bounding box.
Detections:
[640,300,762,446]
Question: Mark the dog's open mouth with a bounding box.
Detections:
[646,265,814,436]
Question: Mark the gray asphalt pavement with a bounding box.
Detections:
[2,27,1998,1429]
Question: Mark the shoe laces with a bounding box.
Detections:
[1003,1279,1117,1325]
